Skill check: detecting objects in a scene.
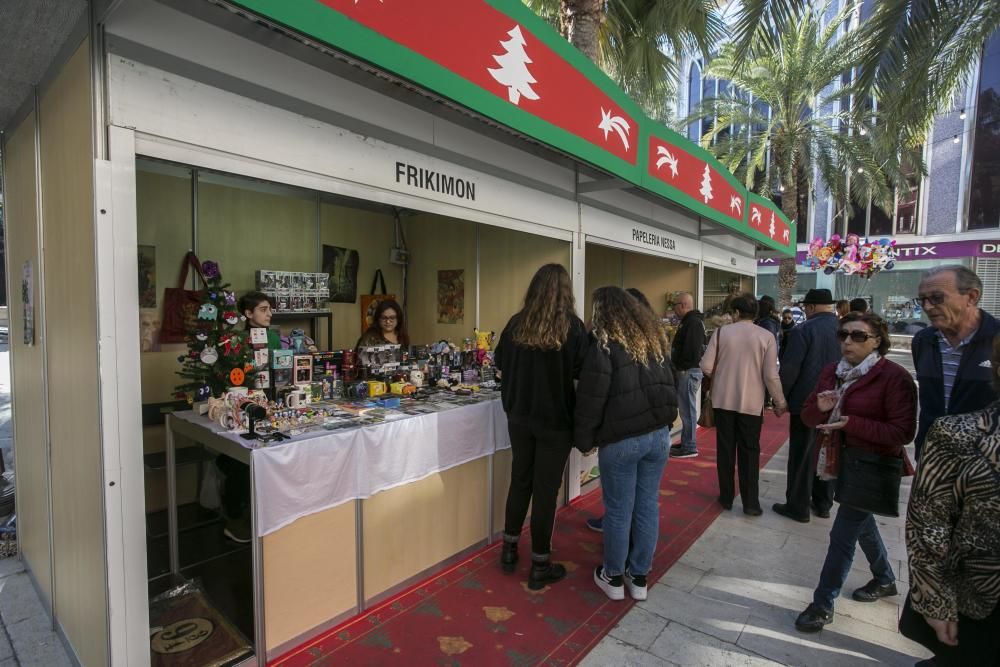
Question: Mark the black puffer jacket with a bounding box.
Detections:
[574,338,678,450]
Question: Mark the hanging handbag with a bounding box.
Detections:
[697,327,721,428]
[359,269,396,334]
[835,446,903,517]
[160,252,208,344]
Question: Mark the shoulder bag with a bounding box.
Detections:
[160,252,207,344]
[698,327,721,428]
[835,446,903,517]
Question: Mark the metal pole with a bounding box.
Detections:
[250,455,266,666]
[355,499,365,613]
[165,415,180,575]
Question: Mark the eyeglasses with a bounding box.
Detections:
[913,293,946,307]
[379,316,398,322]
[837,330,878,343]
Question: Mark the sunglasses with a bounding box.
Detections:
[913,293,946,307]
[837,330,878,343]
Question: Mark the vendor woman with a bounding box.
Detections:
[356,299,409,349]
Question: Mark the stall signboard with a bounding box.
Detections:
[757,239,1000,266]
[582,205,701,261]
[227,0,795,256]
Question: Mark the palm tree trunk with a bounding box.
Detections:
[560,0,603,61]
[776,169,799,307]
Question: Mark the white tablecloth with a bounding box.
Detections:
[176,398,510,536]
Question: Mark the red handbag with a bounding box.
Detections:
[160,252,208,344]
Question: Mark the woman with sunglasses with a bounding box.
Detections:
[794,312,917,633]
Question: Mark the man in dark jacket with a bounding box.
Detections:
[670,292,706,458]
[773,288,841,523]
[912,266,999,458]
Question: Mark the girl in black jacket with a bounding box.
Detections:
[575,287,678,601]
[495,264,588,590]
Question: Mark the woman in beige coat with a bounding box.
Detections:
[701,294,787,515]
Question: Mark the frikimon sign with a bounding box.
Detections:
[228,0,796,256]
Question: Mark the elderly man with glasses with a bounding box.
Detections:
[911,265,1000,458]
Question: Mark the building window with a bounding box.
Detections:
[968,30,1000,230]
[687,61,701,142]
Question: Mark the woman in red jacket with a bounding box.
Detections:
[794,312,917,633]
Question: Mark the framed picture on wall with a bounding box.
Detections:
[437,269,465,324]
[322,245,359,303]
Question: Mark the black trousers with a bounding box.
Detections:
[503,421,572,557]
[785,413,834,516]
[934,602,1000,666]
[714,409,762,510]
[215,454,250,519]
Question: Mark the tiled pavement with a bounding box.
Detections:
[580,442,930,667]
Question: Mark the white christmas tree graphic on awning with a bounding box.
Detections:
[488,25,540,105]
[699,165,713,203]
[769,212,776,238]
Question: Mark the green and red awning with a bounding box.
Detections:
[231,0,795,255]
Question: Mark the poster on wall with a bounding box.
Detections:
[21,261,33,346]
[437,269,465,324]
[322,244,359,303]
[138,244,157,307]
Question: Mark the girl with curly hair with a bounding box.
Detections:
[575,286,678,601]
[494,264,589,589]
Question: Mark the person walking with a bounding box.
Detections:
[494,264,589,590]
[773,289,841,523]
[700,294,786,516]
[912,265,1000,459]
[794,313,917,632]
[574,287,678,601]
[670,292,706,459]
[754,295,781,342]
[905,335,1000,664]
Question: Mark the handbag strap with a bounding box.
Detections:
[370,269,387,295]
[176,251,207,289]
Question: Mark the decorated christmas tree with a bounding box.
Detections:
[175,260,256,402]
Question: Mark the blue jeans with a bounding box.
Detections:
[599,427,670,577]
[813,504,895,609]
[675,368,702,453]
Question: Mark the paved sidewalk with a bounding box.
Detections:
[581,442,930,666]
[0,558,73,666]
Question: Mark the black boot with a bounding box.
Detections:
[528,559,566,590]
[500,540,518,573]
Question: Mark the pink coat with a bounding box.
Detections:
[700,320,783,416]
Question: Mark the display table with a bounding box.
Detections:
[165,394,513,662]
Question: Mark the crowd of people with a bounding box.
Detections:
[494,263,999,665]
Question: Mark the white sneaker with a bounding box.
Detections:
[594,566,625,600]
[625,570,648,600]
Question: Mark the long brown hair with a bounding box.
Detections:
[591,286,668,366]
[363,299,410,347]
[512,264,576,350]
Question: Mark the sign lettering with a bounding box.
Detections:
[632,228,676,251]
[395,161,476,201]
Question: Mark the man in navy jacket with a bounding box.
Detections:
[773,288,842,522]
[912,266,999,458]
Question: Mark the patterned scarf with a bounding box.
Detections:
[829,351,882,424]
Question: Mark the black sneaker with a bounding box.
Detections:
[528,561,566,590]
[624,569,648,600]
[795,603,833,632]
[852,579,897,602]
[672,449,699,459]
[594,566,625,600]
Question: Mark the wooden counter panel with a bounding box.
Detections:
[362,457,488,599]
[263,502,358,652]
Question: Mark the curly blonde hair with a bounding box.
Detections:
[512,264,576,350]
[591,286,669,366]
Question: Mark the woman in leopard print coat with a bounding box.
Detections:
[906,333,1000,662]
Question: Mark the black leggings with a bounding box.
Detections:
[503,421,572,557]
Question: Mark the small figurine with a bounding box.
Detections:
[197,303,218,321]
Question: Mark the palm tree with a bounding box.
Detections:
[732,0,1000,148]
[685,3,921,305]
[524,0,724,120]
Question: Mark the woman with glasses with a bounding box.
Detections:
[794,312,917,633]
[356,299,409,349]
[494,264,589,589]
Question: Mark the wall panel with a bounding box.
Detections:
[39,39,108,667]
[622,254,698,317]
[583,243,624,320]
[3,113,53,608]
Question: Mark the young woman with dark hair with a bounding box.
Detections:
[494,264,589,589]
[356,298,409,349]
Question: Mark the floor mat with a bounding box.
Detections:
[272,414,789,666]
[150,585,253,667]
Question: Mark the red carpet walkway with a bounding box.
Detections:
[273,414,789,666]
